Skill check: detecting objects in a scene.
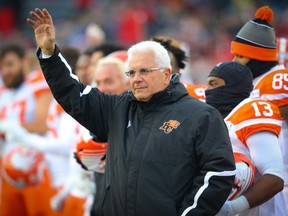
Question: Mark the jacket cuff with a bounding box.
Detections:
[37,45,59,62]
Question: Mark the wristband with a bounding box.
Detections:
[230,195,250,214]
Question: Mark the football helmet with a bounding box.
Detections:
[228,152,257,200]
[75,128,108,173]
[1,146,45,188]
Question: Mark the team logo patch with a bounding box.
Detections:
[159,120,180,134]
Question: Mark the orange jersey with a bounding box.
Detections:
[182,82,206,102]
[225,98,282,155]
[251,65,288,108]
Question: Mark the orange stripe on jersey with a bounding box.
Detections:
[33,88,51,97]
[56,103,64,114]
[226,98,282,146]
[253,69,288,107]
[25,70,50,97]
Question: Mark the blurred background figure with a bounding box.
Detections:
[277,37,288,68]
[76,48,94,85]
[76,42,125,85]
[88,42,126,73]
[85,23,106,48]
[61,46,81,70]
[93,57,129,94]
[1,1,287,84]
[0,43,53,216]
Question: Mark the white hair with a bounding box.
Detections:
[127,41,172,70]
[96,57,128,83]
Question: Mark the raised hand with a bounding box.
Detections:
[27,8,55,55]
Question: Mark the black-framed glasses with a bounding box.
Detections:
[125,67,165,77]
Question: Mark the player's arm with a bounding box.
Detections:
[0,112,77,156]
[279,105,288,124]
[217,131,284,216]
[24,113,76,155]
[244,131,284,207]
[22,91,52,134]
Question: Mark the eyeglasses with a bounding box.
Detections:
[125,67,165,77]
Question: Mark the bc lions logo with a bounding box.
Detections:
[159,120,180,134]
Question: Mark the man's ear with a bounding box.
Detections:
[164,68,172,85]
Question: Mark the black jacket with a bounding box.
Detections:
[38,46,235,216]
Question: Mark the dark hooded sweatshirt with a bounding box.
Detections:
[38,46,235,216]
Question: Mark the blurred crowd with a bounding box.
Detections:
[0,0,288,83]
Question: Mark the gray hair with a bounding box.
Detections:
[127,41,172,70]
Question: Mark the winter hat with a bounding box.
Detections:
[231,6,277,61]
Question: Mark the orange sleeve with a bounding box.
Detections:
[254,69,288,107]
[182,82,207,101]
[27,70,50,97]
[228,99,282,146]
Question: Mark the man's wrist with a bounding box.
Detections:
[41,46,55,56]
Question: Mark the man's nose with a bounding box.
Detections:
[132,71,143,81]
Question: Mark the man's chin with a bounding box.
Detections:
[4,80,23,89]
[134,93,150,102]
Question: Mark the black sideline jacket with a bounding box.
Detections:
[38,46,236,216]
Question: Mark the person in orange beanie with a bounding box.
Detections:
[231,6,288,215]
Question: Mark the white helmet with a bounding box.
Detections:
[228,152,256,200]
[1,146,46,188]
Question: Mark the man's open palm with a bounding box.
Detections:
[27,8,55,55]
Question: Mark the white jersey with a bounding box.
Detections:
[44,100,79,187]
[0,70,50,155]
[225,98,286,216]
